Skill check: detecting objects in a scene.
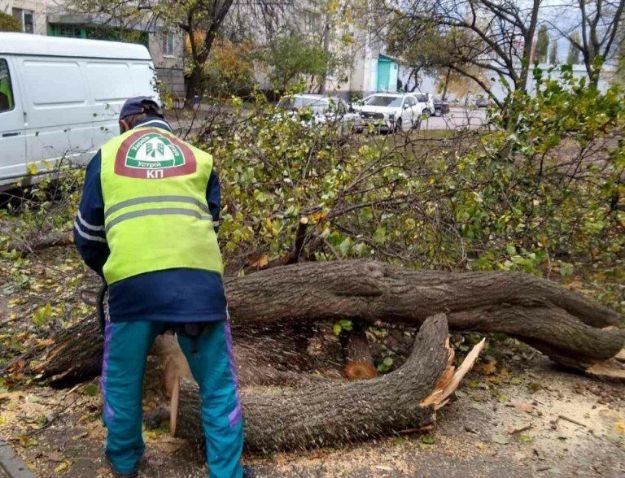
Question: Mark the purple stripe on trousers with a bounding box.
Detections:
[224,317,242,428]
[101,320,114,423]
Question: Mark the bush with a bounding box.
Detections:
[197,66,624,291]
[204,41,255,98]
[0,12,21,32]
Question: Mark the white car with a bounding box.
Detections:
[356,93,423,132]
[276,94,362,134]
[409,92,435,117]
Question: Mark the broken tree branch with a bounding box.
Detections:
[171,314,485,452]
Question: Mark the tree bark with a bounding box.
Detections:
[6,313,103,386]
[6,260,624,384]
[170,314,485,452]
[224,261,625,372]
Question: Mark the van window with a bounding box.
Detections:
[0,59,15,113]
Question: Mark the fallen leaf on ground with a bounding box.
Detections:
[477,360,497,375]
[54,459,72,474]
[510,399,535,414]
[491,433,510,445]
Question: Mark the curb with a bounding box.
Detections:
[0,441,37,478]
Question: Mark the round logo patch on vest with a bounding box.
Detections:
[115,129,197,179]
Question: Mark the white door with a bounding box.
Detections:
[0,56,27,187]
[401,96,416,130]
[19,57,91,171]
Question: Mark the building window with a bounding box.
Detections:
[12,8,35,34]
[0,59,15,113]
[303,10,320,34]
[162,32,175,56]
[59,24,83,38]
[49,24,85,38]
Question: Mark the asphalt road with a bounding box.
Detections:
[168,106,491,137]
[421,107,490,130]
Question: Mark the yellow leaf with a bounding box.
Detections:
[26,163,38,175]
[54,459,72,474]
[477,360,497,375]
[247,254,269,268]
[310,211,326,223]
[614,421,625,435]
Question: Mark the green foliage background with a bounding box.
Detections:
[201,67,625,313]
[1,66,624,324]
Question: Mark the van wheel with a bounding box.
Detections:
[422,109,431,118]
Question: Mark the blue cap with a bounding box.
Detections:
[119,96,162,120]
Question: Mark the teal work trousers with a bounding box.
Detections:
[101,319,244,477]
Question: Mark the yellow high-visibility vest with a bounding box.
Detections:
[100,126,223,285]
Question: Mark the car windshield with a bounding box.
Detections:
[415,94,428,102]
[365,95,403,107]
[278,96,329,114]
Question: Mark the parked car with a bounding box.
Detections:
[276,94,362,133]
[475,96,490,108]
[0,33,158,191]
[356,93,423,132]
[433,98,450,116]
[409,92,435,117]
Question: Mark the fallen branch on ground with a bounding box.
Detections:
[171,314,485,451]
[6,230,72,254]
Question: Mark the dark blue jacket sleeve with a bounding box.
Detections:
[73,151,110,277]
[207,169,220,234]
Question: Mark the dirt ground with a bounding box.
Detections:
[1,340,624,478]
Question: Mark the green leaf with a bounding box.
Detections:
[373,227,386,244]
[491,433,510,445]
[338,319,353,331]
[33,303,53,327]
[559,262,574,277]
[83,383,98,397]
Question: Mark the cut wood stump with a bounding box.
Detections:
[340,321,377,379]
[170,314,485,452]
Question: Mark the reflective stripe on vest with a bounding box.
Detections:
[99,127,224,284]
[103,195,213,233]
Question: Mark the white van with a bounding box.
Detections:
[0,32,159,190]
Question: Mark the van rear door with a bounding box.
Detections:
[0,56,27,187]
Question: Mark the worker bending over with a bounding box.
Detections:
[74,97,244,478]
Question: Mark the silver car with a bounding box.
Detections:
[355,93,423,132]
[276,94,362,134]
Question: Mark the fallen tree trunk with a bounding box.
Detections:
[6,230,72,254]
[224,261,625,373]
[7,313,102,386]
[7,260,625,384]
[171,314,485,452]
